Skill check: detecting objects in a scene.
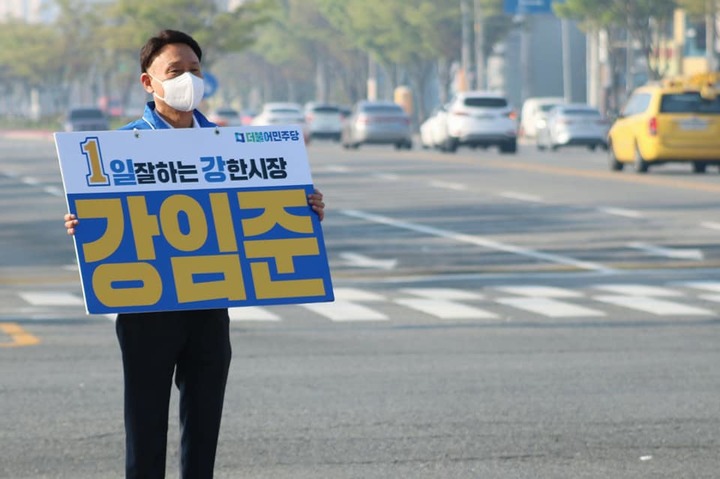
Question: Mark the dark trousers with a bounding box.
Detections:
[116,308,232,479]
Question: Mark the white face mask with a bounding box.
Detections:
[150,71,204,112]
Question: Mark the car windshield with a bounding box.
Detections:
[270,108,301,114]
[218,109,239,117]
[660,92,720,114]
[464,98,507,108]
[313,106,340,114]
[362,105,403,114]
[562,109,600,116]
[69,109,104,119]
[540,104,561,112]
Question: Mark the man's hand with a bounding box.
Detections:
[64,213,78,236]
[308,188,325,222]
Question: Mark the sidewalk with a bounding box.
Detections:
[0,129,54,141]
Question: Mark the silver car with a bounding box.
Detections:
[536,104,609,151]
[63,107,109,132]
[341,101,412,150]
[304,103,343,141]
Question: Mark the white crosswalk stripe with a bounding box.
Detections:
[492,286,582,298]
[593,295,715,316]
[333,288,386,301]
[593,284,683,297]
[495,297,605,318]
[679,281,720,293]
[228,307,281,322]
[394,298,498,319]
[301,301,388,321]
[697,294,720,303]
[399,288,484,300]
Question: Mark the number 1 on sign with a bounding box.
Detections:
[81,137,110,186]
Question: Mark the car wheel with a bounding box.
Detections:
[445,138,458,153]
[693,162,707,174]
[537,142,546,151]
[588,144,597,151]
[500,140,517,154]
[607,142,624,171]
[551,144,559,151]
[633,146,649,173]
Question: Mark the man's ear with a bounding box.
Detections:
[140,73,154,94]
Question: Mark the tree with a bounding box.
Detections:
[555,0,678,81]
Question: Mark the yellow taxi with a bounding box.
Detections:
[607,72,720,173]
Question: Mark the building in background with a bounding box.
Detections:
[501,14,587,110]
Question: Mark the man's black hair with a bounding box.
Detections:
[139,29,202,73]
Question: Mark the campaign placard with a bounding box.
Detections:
[54,125,333,314]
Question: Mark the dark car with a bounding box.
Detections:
[341,101,412,150]
[63,107,110,132]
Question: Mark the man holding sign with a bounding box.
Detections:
[61,30,326,479]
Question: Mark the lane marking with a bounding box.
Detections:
[496,297,605,318]
[429,180,468,191]
[598,207,644,218]
[499,191,544,202]
[628,242,704,260]
[593,295,715,316]
[374,173,400,181]
[19,292,84,306]
[0,323,40,347]
[44,186,64,196]
[323,165,351,173]
[700,221,720,231]
[21,176,40,186]
[339,252,397,270]
[449,156,720,194]
[341,209,615,273]
[394,298,498,319]
[302,301,389,321]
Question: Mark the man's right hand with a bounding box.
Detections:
[64,213,78,236]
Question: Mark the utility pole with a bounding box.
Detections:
[461,0,474,90]
[367,55,377,101]
[474,0,485,90]
[520,12,530,101]
[562,18,573,103]
[706,0,717,72]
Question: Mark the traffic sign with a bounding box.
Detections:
[503,0,554,15]
[203,71,219,98]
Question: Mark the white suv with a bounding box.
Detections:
[437,91,518,154]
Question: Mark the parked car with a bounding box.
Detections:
[419,106,447,149]
[341,100,412,150]
[520,96,566,138]
[433,91,518,154]
[536,104,609,151]
[207,107,242,127]
[63,107,109,132]
[251,102,309,142]
[607,72,720,173]
[304,103,343,141]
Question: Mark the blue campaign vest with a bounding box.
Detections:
[119,101,216,130]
